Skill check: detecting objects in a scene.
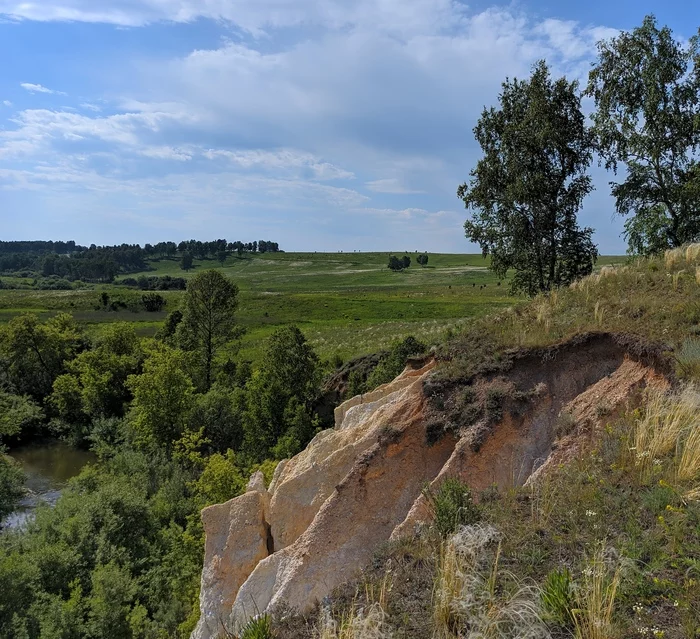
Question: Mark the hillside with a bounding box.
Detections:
[192,250,700,639]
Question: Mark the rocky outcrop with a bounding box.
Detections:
[192,334,670,637]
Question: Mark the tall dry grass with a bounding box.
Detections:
[432,524,548,639]
[572,546,621,639]
[317,604,392,639]
[626,386,700,488]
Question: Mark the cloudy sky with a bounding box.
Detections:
[0,1,695,252]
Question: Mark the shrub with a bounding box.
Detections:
[142,293,166,312]
[423,478,481,539]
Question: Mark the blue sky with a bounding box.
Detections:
[0,1,697,253]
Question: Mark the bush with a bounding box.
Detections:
[142,293,166,312]
[423,478,481,538]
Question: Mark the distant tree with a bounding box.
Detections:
[401,255,411,269]
[180,252,193,271]
[178,270,240,390]
[141,293,166,312]
[459,60,597,295]
[586,16,700,255]
[417,254,429,267]
[217,250,227,266]
[388,256,404,271]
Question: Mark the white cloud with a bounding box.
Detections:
[204,148,353,180]
[2,100,11,107]
[0,0,465,35]
[0,4,630,250]
[20,82,66,95]
[366,178,424,194]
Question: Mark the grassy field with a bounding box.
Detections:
[0,252,627,363]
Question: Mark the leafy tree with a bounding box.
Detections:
[178,270,240,390]
[0,391,44,440]
[193,450,246,506]
[459,60,597,295]
[242,326,320,461]
[0,452,24,521]
[0,313,85,400]
[50,323,143,429]
[388,256,404,271]
[180,251,193,271]
[156,309,183,343]
[217,250,227,266]
[417,254,429,267]
[365,336,426,391]
[587,16,700,254]
[141,293,166,312]
[187,387,245,453]
[401,255,411,269]
[127,347,195,449]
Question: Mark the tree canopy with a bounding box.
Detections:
[459,60,597,295]
[177,270,240,390]
[586,15,700,255]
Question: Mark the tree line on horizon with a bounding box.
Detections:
[460,15,700,295]
[0,238,281,283]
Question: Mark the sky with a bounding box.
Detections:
[0,1,697,253]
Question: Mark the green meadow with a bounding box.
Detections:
[0,252,627,363]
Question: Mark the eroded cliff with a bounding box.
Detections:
[192,333,669,639]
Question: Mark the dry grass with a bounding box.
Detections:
[572,546,621,639]
[627,386,700,486]
[665,247,685,270]
[317,603,392,639]
[432,525,548,639]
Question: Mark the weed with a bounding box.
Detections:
[540,567,575,629]
[423,478,481,539]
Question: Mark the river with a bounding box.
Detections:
[2,441,96,530]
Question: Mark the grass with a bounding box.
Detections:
[0,252,517,365]
[271,252,700,639]
[0,252,628,367]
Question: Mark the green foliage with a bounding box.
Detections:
[388,255,411,271]
[459,60,597,295]
[239,613,274,639]
[0,312,85,400]
[0,390,44,440]
[178,269,240,389]
[242,326,321,462]
[127,345,195,449]
[587,15,700,254]
[0,451,25,520]
[417,253,429,267]
[193,450,246,506]
[180,251,193,271]
[540,568,575,629]
[51,323,143,425]
[141,292,166,312]
[188,386,245,454]
[364,335,426,392]
[423,478,481,538]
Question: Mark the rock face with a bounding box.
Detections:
[192,334,669,638]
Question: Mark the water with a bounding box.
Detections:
[3,441,96,530]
